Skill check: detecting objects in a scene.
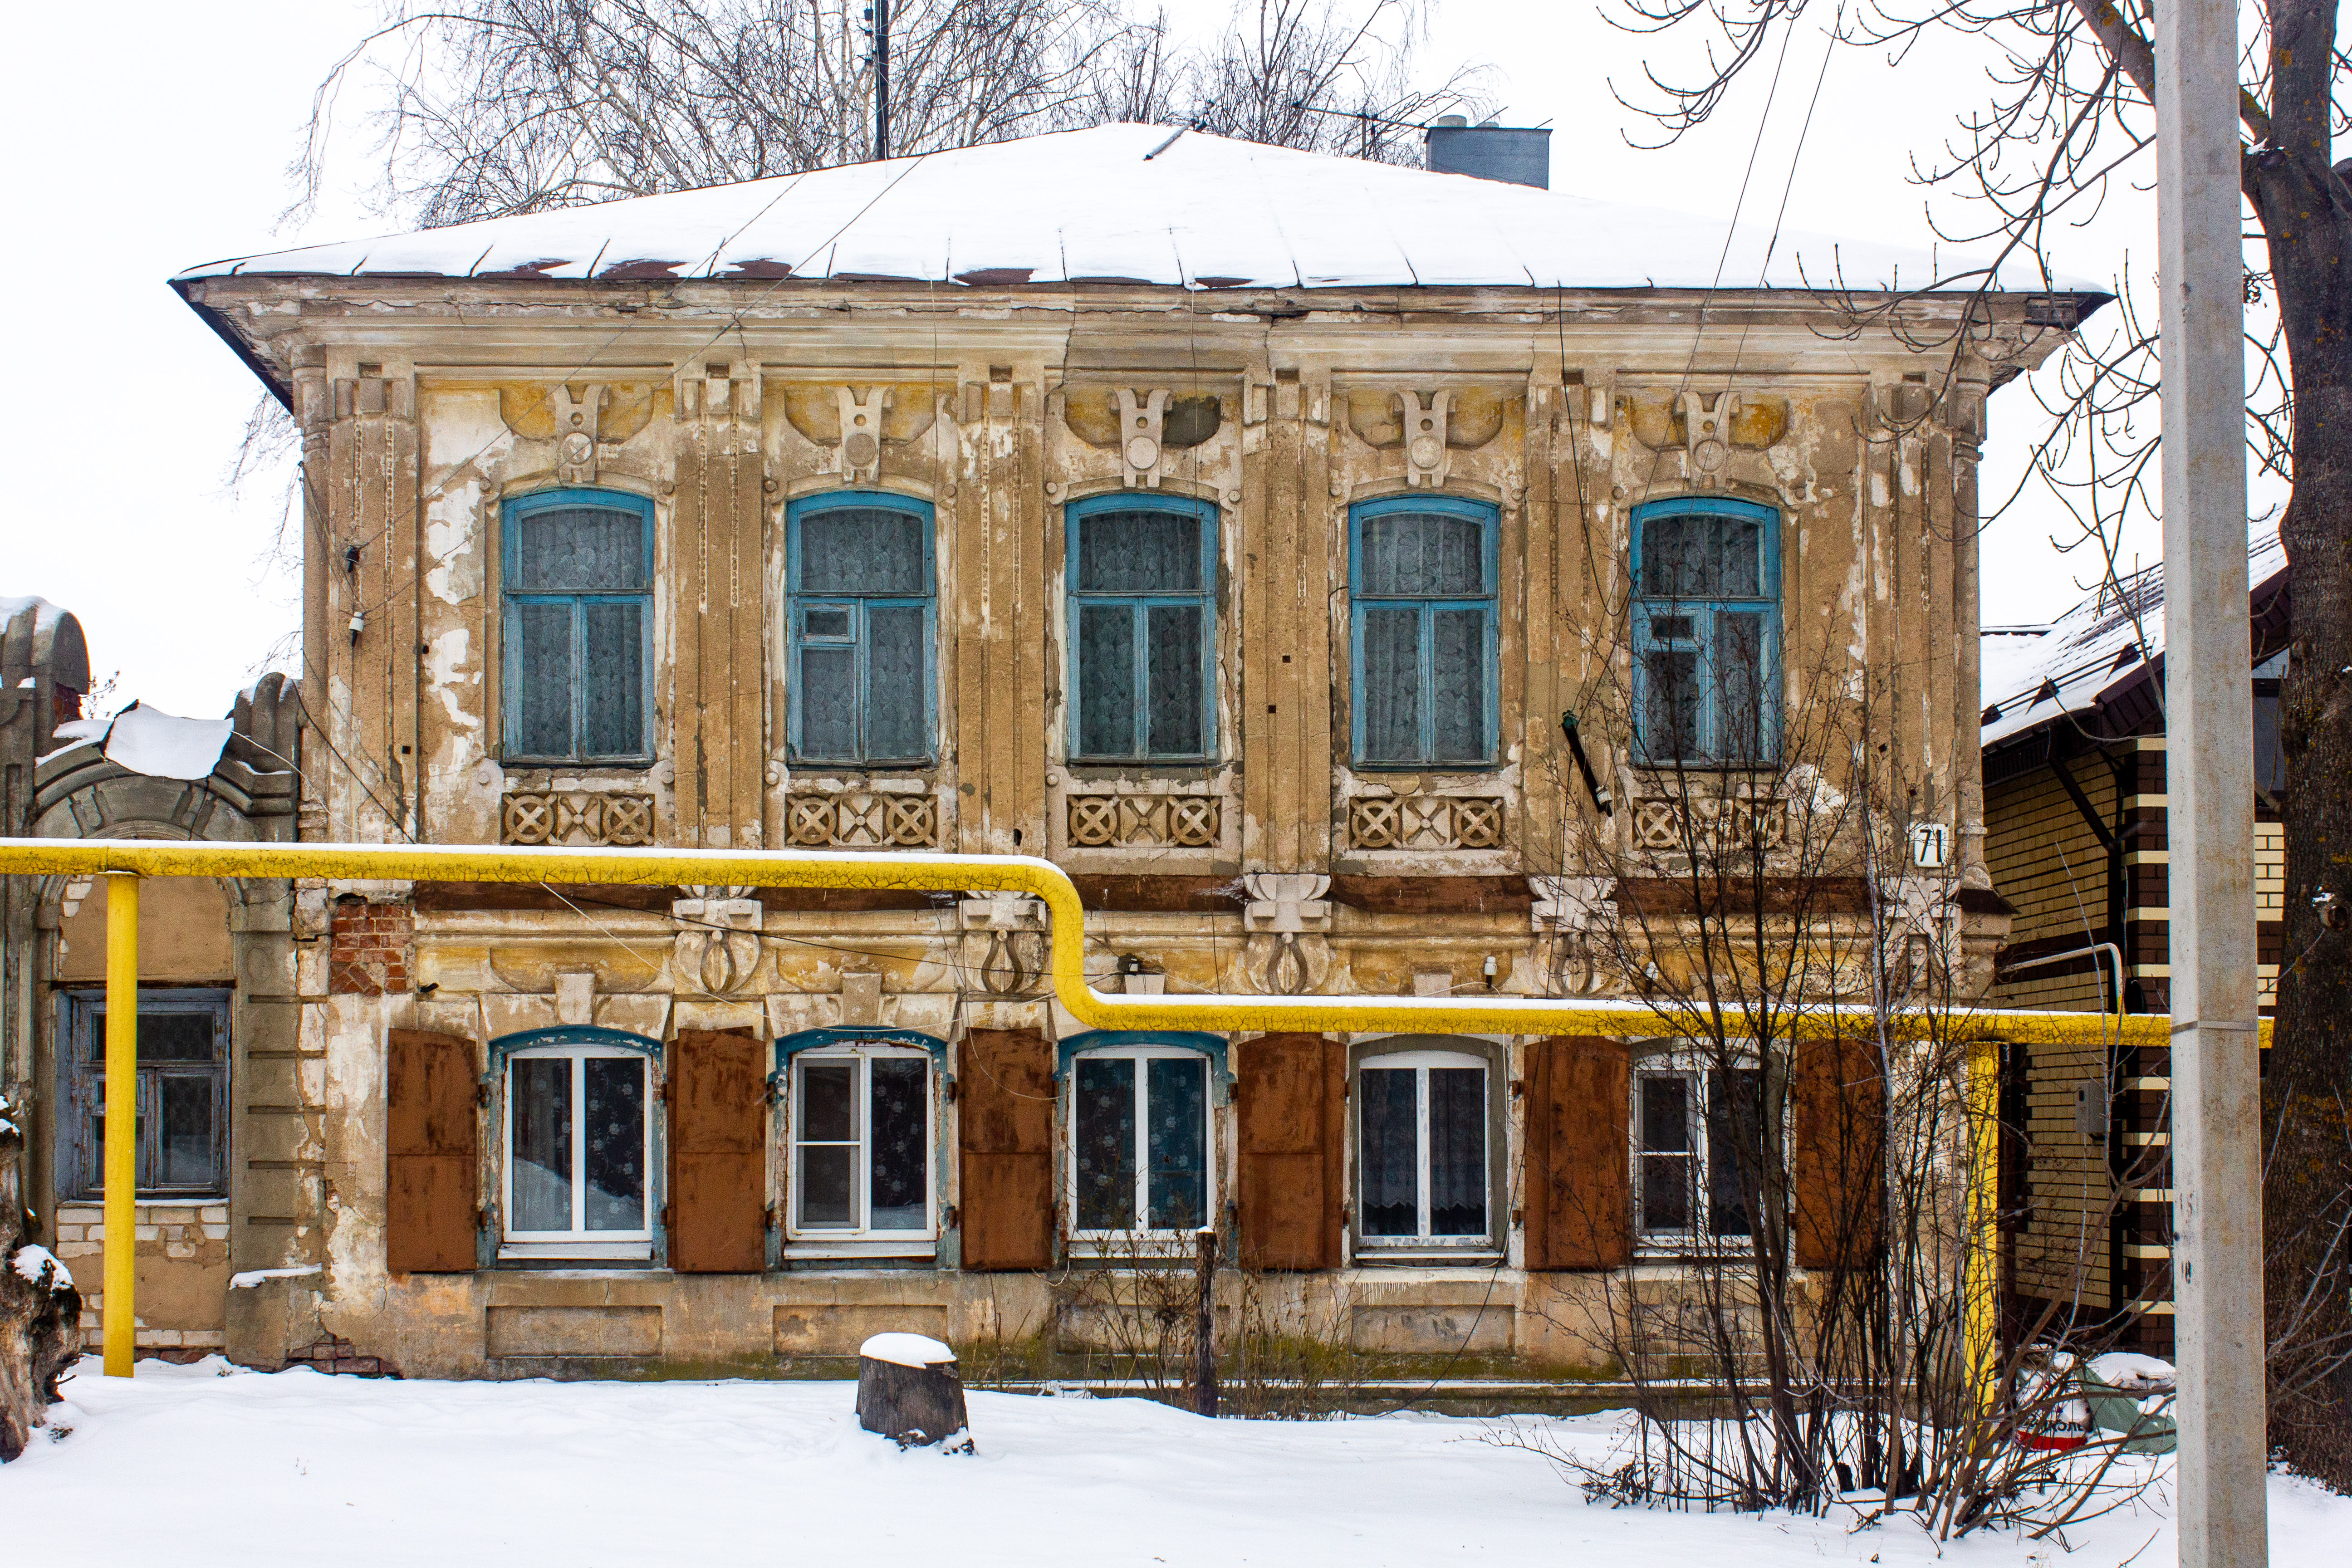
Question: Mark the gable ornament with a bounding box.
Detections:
[1677,390,1740,489]
[552,382,607,484]
[836,387,890,483]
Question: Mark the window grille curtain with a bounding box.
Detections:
[1633,504,1779,764]
[504,496,652,763]
[1070,505,1211,760]
[1351,504,1495,767]
[788,502,934,764]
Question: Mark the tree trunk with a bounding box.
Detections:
[2247,0,2352,1483]
[856,1337,970,1450]
[2,1099,84,1462]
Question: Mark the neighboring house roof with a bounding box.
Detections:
[172,123,2102,297]
[1979,530,2289,753]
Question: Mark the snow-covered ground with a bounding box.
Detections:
[4,1357,2344,1567]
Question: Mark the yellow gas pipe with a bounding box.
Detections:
[2,836,2237,1375]
[103,872,139,1378]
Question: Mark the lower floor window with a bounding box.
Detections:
[1358,1049,1489,1244]
[505,1045,651,1250]
[1071,1046,1210,1234]
[1637,1066,1766,1241]
[61,989,230,1200]
[791,1047,933,1236]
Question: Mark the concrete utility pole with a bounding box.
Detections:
[2154,0,2266,1562]
[871,0,892,162]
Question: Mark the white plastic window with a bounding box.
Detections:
[789,1046,935,1241]
[1356,1049,1490,1247]
[502,1044,653,1260]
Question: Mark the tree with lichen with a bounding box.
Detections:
[0,1090,82,1461]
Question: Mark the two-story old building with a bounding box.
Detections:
[17,124,2092,1376]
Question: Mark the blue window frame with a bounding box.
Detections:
[1630,497,1782,764]
[1349,495,1499,768]
[500,488,655,764]
[787,491,937,766]
[1066,494,1218,762]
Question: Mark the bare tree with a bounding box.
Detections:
[1604,0,2352,1490]
[294,1,1483,227]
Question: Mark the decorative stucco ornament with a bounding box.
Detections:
[552,382,606,484]
[1242,872,1333,995]
[1677,390,1740,489]
[1115,388,1170,487]
[672,889,762,997]
[1397,391,1454,487]
[836,387,890,482]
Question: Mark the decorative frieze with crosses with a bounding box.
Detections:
[1347,794,1505,851]
[500,791,656,846]
[785,790,941,849]
[1628,793,1788,854]
[1064,792,1222,849]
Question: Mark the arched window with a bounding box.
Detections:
[492,1028,659,1260]
[1350,495,1499,768]
[1066,494,1217,762]
[1630,497,1782,764]
[501,488,655,764]
[787,492,937,765]
[1062,1032,1220,1237]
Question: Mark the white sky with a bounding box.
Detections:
[3,0,2163,719]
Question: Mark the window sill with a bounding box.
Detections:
[498,1241,654,1262]
[1354,1248,1504,1267]
[499,758,656,773]
[1350,762,1503,775]
[784,1240,939,1261]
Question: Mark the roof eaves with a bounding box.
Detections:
[169,279,290,412]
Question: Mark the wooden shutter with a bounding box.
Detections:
[387,1029,477,1273]
[1523,1036,1632,1270]
[957,1029,1055,1270]
[668,1029,767,1273]
[1794,1036,1887,1271]
[1236,1034,1343,1270]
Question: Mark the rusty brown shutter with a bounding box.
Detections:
[387,1029,477,1273]
[1523,1036,1632,1269]
[957,1028,1055,1270]
[1794,1036,1887,1271]
[668,1029,768,1273]
[1236,1033,1343,1270]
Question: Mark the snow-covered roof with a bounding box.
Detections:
[1979,530,2287,750]
[175,124,2096,295]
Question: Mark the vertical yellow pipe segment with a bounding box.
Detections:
[1964,1037,2001,1408]
[103,872,139,1377]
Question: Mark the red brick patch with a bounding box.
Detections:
[329,899,414,995]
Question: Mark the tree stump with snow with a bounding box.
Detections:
[856,1333,969,1450]
[2,1091,84,1462]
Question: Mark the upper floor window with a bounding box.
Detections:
[788,493,936,765]
[1067,495,1216,762]
[1356,1041,1494,1251]
[501,1033,655,1260]
[1351,496,1498,768]
[502,489,654,764]
[1631,498,1781,765]
[59,989,230,1200]
[1068,1037,1214,1236]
